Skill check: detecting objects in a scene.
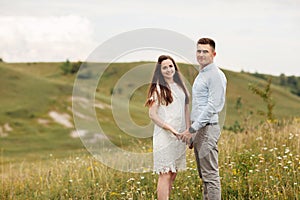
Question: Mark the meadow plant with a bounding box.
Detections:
[1,119,299,199]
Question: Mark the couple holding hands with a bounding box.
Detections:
[145,38,227,200]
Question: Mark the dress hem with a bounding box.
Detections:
[153,165,186,174]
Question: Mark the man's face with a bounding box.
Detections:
[196,44,216,68]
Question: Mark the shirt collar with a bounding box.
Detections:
[199,63,215,73]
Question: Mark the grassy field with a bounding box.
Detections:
[1,120,299,199]
[0,61,300,199]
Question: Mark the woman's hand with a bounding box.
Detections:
[170,129,179,137]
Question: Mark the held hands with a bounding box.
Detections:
[168,126,193,149]
[176,129,193,149]
[178,129,192,144]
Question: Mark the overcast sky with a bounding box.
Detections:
[0,0,299,75]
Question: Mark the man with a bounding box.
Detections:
[179,38,227,200]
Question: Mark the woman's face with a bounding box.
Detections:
[160,59,175,81]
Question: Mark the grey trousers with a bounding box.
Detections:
[193,124,221,200]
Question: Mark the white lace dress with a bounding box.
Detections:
[153,83,187,174]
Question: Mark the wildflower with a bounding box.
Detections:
[127,178,135,182]
[249,170,253,173]
[232,169,237,175]
[110,192,119,196]
[277,156,282,160]
[285,148,290,154]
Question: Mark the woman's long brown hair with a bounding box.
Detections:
[145,55,189,107]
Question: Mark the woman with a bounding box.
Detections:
[145,55,190,199]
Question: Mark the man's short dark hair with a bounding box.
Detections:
[197,38,215,51]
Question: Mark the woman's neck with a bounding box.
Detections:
[164,78,175,85]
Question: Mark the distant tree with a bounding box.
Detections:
[287,76,298,88]
[248,78,275,121]
[0,58,3,62]
[60,60,83,75]
[253,72,266,80]
[60,59,71,75]
[235,96,242,110]
[289,76,300,96]
[70,61,82,74]
[279,73,286,86]
[291,89,300,96]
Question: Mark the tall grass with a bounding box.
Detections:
[1,119,299,199]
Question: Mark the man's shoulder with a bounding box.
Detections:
[205,66,227,85]
[217,67,226,77]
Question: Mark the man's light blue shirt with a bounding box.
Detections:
[190,63,227,131]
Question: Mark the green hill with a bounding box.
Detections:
[0,62,82,162]
[0,61,300,162]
